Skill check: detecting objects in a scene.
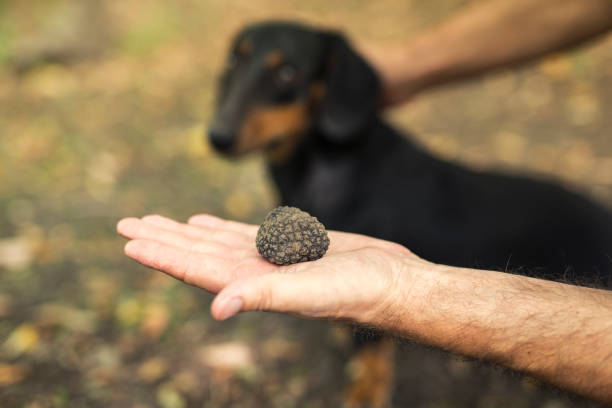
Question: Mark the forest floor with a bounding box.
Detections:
[1,1,611,407]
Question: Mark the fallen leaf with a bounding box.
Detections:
[138,357,168,383]
[0,363,29,386]
[22,64,79,99]
[115,297,143,328]
[2,324,39,357]
[185,123,211,158]
[140,301,170,339]
[156,383,186,408]
[198,341,254,372]
[0,237,34,270]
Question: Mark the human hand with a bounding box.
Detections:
[116,214,430,325]
[360,44,433,108]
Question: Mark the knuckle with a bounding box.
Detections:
[181,252,200,284]
[254,282,274,311]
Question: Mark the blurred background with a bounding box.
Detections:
[1,0,611,407]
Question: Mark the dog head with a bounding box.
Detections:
[208,21,379,162]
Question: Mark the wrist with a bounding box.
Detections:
[362,35,451,107]
[353,250,444,333]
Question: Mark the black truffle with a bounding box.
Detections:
[256,206,330,265]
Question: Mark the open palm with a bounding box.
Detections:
[117,213,420,322]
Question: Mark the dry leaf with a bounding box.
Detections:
[115,297,143,328]
[156,383,186,408]
[0,363,29,386]
[198,341,254,372]
[140,301,170,339]
[22,64,79,99]
[0,237,34,270]
[2,324,40,357]
[138,357,168,383]
[185,123,211,158]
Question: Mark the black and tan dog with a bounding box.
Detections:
[208,21,612,407]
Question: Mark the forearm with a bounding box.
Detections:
[367,260,612,403]
[365,0,612,105]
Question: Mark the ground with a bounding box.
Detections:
[1,1,611,407]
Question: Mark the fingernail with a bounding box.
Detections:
[219,297,243,320]
[124,240,137,255]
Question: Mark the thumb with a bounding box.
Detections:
[211,271,341,321]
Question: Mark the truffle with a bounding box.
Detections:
[256,206,330,265]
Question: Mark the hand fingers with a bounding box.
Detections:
[124,239,233,292]
[188,214,259,240]
[118,217,209,252]
[141,214,195,233]
[117,216,250,253]
[142,214,253,247]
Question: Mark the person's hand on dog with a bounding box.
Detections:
[116,214,428,323]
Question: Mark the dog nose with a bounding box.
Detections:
[208,129,234,153]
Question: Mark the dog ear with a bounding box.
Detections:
[316,31,380,142]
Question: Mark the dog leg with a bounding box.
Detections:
[343,336,395,408]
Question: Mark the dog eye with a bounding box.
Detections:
[227,54,242,70]
[227,56,237,69]
[275,64,297,86]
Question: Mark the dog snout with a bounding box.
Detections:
[208,127,235,153]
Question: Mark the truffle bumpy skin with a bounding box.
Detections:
[256,206,330,265]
